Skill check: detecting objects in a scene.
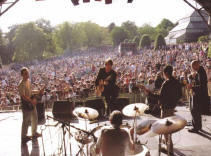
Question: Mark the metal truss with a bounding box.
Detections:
[0,0,20,16]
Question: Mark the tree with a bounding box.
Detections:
[133,36,140,47]
[108,22,115,33]
[154,34,166,50]
[138,24,157,41]
[139,34,151,49]
[36,19,56,54]
[80,22,105,47]
[124,39,129,43]
[0,29,4,46]
[156,19,174,37]
[111,27,129,46]
[121,21,138,39]
[13,22,48,62]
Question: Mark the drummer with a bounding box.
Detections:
[95,110,134,156]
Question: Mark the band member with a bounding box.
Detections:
[95,59,118,115]
[188,60,209,133]
[18,67,43,144]
[95,110,134,156]
[144,65,182,154]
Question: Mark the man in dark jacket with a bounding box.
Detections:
[95,59,118,115]
[145,65,182,154]
[188,60,210,133]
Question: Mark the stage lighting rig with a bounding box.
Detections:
[71,0,79,6]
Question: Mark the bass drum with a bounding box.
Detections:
[90,124,131,156]
[89,123,150,156]
[90,143,150,156]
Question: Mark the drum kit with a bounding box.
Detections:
[56,102,187,156]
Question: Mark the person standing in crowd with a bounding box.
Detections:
[188,60,210,133]
[95,59,118,116]
[95,110,134,156]
[144,65,182,155]
[18,67,43,144]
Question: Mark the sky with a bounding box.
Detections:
[0,0,197,32]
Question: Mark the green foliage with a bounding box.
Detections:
[111,27,129,46]
[121,21,138,39]
[138,24,157,41]
[133,36,140,48]
[80,22,105,47]
[108,22,115,33]
[0,18,175,64]
[198,35,209,42]
[124,39,129,43]
[13,22,47,62]
[0,29,4,46]
[208,41,211,58]
[139,34,151,49]
[154,34,166,50]
[155,18,174,37]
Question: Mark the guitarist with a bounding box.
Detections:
[95,59,118,116]
[18,67,44,144]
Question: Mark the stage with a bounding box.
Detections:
[0,106,211,156]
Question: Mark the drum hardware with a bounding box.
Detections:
[151,115,187,156]
[46,115,97,156]
[122,103,149,142]
[73,107,99,156]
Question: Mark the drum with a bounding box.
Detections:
[127,144,150,156]
[74,131,93,145]
[90,123,131,156]
[89,123,150,156]
[90,142,150,156]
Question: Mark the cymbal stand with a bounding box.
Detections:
[61,123,67,156]
[133,107,138,143]
[85,110,89,156]
[158,134,172,156]
[158,134,162,156]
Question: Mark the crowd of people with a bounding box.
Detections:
[0,42,210,109]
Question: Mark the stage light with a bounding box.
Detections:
[83,0,90,2]
[128,0,133,3]
[71,0,79,6]
[105,0,112,4]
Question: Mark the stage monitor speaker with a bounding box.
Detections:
[113,97,130,112]
[36,102,45,125]
[85,98,105,117]
[52,101,74,121]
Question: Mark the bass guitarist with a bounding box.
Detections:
[95,59,118,116]
[18,67,44,144]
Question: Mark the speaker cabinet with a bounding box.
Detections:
[52,101,74,121]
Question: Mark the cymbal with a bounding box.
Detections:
[73,107,99,120]
[122,103,149,117]
[151,115,187,135]
[136,119,157,135]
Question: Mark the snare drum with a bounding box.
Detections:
[127,143,150,156]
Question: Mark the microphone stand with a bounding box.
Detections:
[47,115,97,155]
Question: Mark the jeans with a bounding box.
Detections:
[21,107,38,138]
